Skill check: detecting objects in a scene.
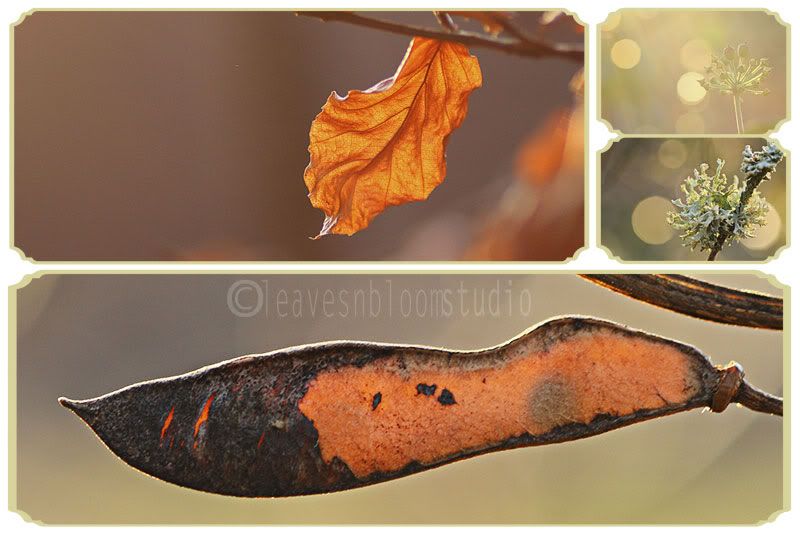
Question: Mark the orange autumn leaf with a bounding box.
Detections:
[304,38,482,237]
[514,107,573,186]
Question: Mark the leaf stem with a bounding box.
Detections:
[296,11,584,62]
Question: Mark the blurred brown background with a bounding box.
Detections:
[601,9,787,134]
[13,11,584,261]
[601,137,787,261]
[12,273,784,524]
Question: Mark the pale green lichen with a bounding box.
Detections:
[667,143,783,257]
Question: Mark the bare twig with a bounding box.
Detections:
[296,11,584,63]
[735,380,783,416]
[711,362,781,416]
[580,274,783,330]
[432,11,458,33]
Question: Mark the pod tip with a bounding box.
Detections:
[58,396,93,421]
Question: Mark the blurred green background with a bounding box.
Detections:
[601,9,787,134]
[601,137,787,261]
[12,273,784,524]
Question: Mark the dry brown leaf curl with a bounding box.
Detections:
[304,37,482,237]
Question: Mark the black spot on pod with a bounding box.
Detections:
[416,383,437,396]
[438,388,456,405]
[371,392,382,410]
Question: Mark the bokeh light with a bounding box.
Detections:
[602,12,622,32]
[611,39,641,69]
[658,140,688,169]
[675,111,705,133]
[742,202,782,250]
[631,196,674,245]
[677,72,707,104]
[679,39,712,71]
[601,10,787,134]
[602,137,786,261]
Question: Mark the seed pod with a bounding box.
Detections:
[58,317,755,497]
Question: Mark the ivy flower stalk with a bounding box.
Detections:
[667,143,784,261]
[699,44,771,133]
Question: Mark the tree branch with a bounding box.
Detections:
[296,11,584,63]
[707,144,785,261]
[707,171,762,260]
[734,380,783,416]
[580,274,783,330]
[711,362,782,416]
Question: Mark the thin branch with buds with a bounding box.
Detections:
[296,11,584,62]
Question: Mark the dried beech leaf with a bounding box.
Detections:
[445,11,514,35]
[304,38,482,237]
[60,317,740,497]
[515,107,573,186]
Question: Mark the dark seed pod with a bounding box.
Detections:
[59,317,773,498]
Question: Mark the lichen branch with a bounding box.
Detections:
[666,143,784,261]
[706,143,784,260]
[296,11,584,62]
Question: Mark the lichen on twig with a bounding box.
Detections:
[667,143,784,261]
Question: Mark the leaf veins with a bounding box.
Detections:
[304,37,482,238]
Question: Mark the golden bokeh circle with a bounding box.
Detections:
[602,12,622,32]
[743,203,782,251]
[658,140,688,169]
[677,72,707,104]
[631,196,675,245]
[611,39,641,69]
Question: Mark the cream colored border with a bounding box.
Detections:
[8,8,589,264]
